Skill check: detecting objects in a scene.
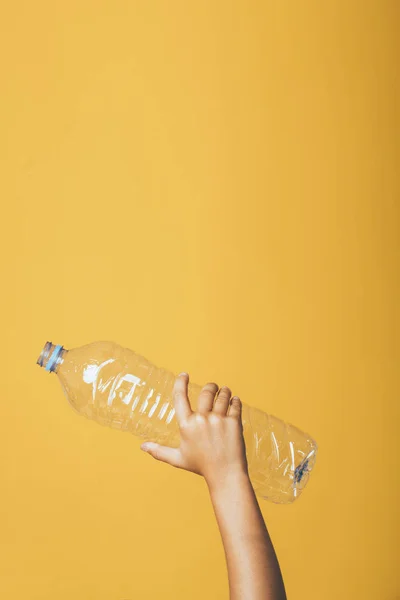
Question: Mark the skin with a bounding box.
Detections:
[141,373,287,600]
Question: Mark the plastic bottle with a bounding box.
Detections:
[37,341,317,503]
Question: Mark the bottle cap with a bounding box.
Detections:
[37,342,64,373]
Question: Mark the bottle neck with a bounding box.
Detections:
[37,342,68,373]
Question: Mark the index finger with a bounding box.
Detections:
[172,373,192,423]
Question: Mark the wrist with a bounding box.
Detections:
[205,467,251,496]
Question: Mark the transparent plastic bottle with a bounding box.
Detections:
[37,341,317,503]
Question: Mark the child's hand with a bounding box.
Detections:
[141,373,248,489]
[142,374,287,599]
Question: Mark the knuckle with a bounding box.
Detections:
[208,413,222,426]
[179,418,191,431]
[228,415,241,426]
[195,413,207,426]
[202,382,219,394]
[216,393,231,404]
[218,386,231,396]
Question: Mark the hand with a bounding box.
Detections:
[141,373,249,489]
[142,374,287,599]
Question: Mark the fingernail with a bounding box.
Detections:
[178,372,188,377]
[141,443,150,451]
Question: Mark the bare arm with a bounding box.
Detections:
[207,471,286,600]
[141,373,287,600]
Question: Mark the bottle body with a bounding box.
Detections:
[39,341,317,503]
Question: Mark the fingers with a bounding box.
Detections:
[172,373,192,423]
[197,382,219,414]
[141,442,183,468]
[228,396,242,419]
[173,373,238,421]
[213,386,232,415]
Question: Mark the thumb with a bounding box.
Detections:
[141,442,182,468]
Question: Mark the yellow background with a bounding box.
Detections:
[1,2,399,599]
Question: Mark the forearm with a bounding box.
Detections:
[207,471,286,600]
